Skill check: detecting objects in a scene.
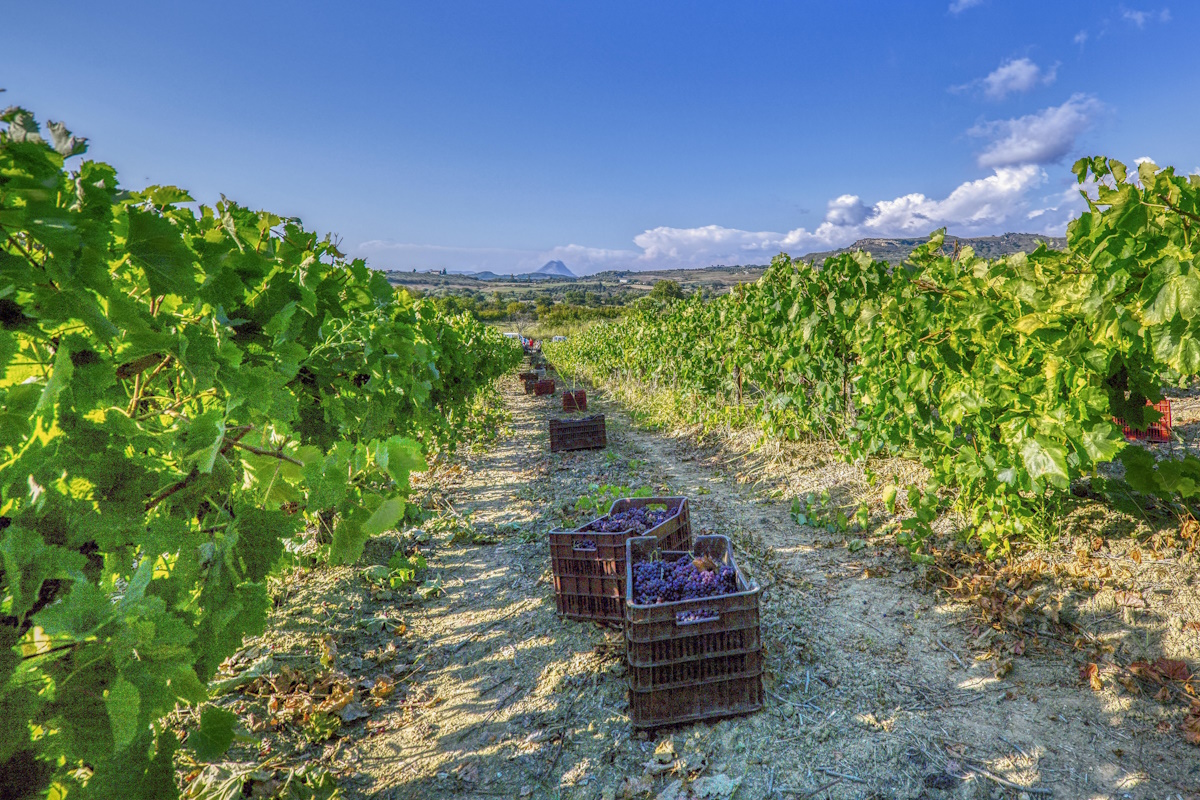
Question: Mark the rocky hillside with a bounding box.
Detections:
[801,232,1067,264]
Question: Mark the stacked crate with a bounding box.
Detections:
[624,534,763,729]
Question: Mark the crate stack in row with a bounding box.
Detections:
[549,497,763,729]
[519,364,607,453]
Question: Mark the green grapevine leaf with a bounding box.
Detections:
[190,706,237,761]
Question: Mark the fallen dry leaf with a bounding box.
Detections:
[1182,711,1200,745]
[1081,662,1103,691]
[1153,658,1190,682]
[1114,590,1146,609]
[1131,658,1190,684]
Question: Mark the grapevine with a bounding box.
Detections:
[0,108,521,798]
[547,157,1200,556]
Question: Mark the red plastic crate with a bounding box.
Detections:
[624,534,763,729]
[550,498,691,625]
[549,415,606,452]
[1115,398,1172,442]
[562,389,588,412]
[534,379,556,396]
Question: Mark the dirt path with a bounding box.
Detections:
[217,375,1199,800]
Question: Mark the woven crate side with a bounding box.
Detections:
[557,593,622,622]
[628,671,764,730]
[534,379,556,396]
[549,415,606,452]
[549,521,690,625]
[627,648,764,692]
[550,527,629,623]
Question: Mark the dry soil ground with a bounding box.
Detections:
[199,375,1200,800]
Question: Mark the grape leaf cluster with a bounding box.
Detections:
[0,108,522,798]
[632,556,737,605]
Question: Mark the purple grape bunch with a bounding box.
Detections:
[583,505,674,534]
[632,554,737,605]
[573,538,597,550]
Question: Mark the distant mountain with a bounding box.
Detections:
[801,232,1066,265]
[440,260,575,280]
[535,260,576,278]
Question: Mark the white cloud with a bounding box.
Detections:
[1134,156,1155,164]
[357,165,1081,274]
[1123,9,1149,26]
[1122,7,1171,27]
[1074,30,1089,46]
[967,57,1057,101]
[824,194,871,226]
[949,0,984,13]
[970,94,1103,169]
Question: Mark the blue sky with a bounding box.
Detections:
[3,1,1197,274]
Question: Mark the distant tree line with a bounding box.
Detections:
[410,279,694,324]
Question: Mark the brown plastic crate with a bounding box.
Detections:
[608,497,690,548]
[624,535,763,728]
[534,379,556,396]
[562,389,588,412]
[549,415,606,452]
[550,518,690,625]
[1114,398,1172,442]
[518,371,540,382]
[523,379,537,395]
[627,672,764,730]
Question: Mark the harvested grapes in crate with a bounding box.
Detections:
[623,534,763,729]
[549,498,691,625]
[603,496,691,546]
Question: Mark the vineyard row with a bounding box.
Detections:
[0,108,522,798]
[547,157,1200,556]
